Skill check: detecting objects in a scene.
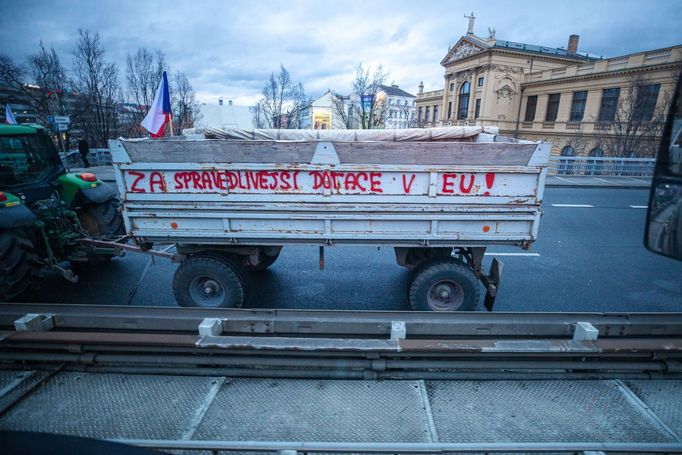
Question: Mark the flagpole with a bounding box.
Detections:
[168,115,174,137]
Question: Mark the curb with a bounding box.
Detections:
[545,183,650,189]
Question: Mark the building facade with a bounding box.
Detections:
[416,20,682,156]
[379,84,417,129]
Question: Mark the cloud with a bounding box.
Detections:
[1,0,680,105]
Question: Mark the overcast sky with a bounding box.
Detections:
[1,0,681,105]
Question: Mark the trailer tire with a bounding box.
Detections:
[173,255,246,308]
[0,229,41,301]
[244,253,279,272]
[408,259,480,311]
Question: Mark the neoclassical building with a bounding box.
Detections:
[416,17,682,157]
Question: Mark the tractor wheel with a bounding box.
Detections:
[76,198,124,265]
[0,229,41,301]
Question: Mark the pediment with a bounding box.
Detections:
[440,38,487,66]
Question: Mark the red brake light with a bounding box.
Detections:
[79,173,97,182]
[0,192,6,202]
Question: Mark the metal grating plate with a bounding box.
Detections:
[625,380,682,440]
[0,372,220,440]
[0,370,51,412]
[425,380,675,443]
[192,378,433,442]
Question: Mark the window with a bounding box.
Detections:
[561,145,574,156]
[524,95,538,122]
[433,105,439,122]
[474,99,481,119]
[449,82,454,91]
[478,77,484,87]
[569,91,588,122]
[634,83,660,121]
[598,88,620,122]
[417,107,422,122]
[0,134,58,186]
[458,81,470,120]
[425,107,430,123]
[447,101,452,119]
[589,147,604,157]
[545,93,561,122]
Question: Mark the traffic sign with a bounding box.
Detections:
[55,123,69,132]
[48,115,70,124]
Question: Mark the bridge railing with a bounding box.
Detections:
[549,156,655,176]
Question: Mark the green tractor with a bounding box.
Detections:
[0,124,124,301]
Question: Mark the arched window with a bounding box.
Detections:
[561,145,575,156]
[458,81,470,120]
[589,147,604,157]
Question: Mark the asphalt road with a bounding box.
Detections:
[31,187,682,312]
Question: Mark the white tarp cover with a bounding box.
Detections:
[192,126,500,142]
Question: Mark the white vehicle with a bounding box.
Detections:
[109,126,550,310]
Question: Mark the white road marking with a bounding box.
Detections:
[593,177,617,185]
[630,205,648,209]
[554,176,581,184]
[485,252,540,257]
[629,178,650,183]
[620,176,649,183]
[551,203,594,208]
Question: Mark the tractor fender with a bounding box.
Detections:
[0,204,37,229]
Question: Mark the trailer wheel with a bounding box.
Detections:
[244,253,279,272]
[408,259,480,311]
[0,229,41,301]
[173,255,247,308]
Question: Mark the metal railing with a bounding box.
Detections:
[61,148,112,168]
[549,156,655,176]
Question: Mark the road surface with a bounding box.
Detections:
[30,187,682,312]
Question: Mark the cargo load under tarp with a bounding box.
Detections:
[186,126,503,142]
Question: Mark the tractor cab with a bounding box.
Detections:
[0,124,66,203]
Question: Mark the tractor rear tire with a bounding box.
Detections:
[0,230,41,302]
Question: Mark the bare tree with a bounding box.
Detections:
[26,42,69,123]
[126,48,166,110]
[599,73,677,157]
[397,100,417,129]
[252,65,309,129]
[72,29,121,147]
[122,48,166,136]
[331,92,351,129]
[171,71,200,132]
[0,54,25,92]
[348,63,389,129]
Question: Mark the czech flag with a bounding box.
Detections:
[141,71,172,137]
[5,104,17,124]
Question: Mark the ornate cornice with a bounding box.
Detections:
[521,61,682,88]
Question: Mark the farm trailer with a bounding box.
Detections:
[108,126,550,310]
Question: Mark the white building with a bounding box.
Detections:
[195,99,254,130]
[310,92,350,130]
[379,84,417,129]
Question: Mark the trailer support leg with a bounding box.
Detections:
[482,257,503,312]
